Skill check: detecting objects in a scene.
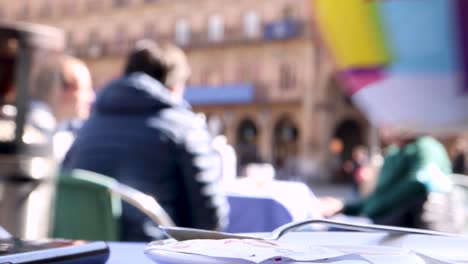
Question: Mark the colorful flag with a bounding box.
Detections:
[312,0,468,134]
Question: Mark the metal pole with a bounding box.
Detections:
[13,44,32,149]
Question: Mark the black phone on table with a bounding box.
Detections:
[0,238,109,264]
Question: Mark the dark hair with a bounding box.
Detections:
[124,40,190,89]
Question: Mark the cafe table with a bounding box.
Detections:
[107,242,153,264]
[106,231,468,263]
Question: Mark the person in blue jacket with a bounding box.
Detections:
[62,40,229,241]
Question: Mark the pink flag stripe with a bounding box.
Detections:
[339,67,386,96]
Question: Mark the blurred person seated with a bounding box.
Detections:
[212,135,237,185]
[328,138,344,181]
[343,145,374,198]
[28,58,66,140]
[321,126,456,232]
[16,56,93,157]
[62,40,229,241]
[56,56,94,126]
[208,115,237,185]
[53,56,94,161]
[449,137,467,175]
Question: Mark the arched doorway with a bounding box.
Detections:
[235,119,261,171]
[273,116,299,179]
[332,119,364,182]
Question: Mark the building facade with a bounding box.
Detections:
[1,0,373,181]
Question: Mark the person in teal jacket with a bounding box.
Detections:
[322,130,454,230]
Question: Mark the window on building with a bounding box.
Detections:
[113,0,129,7]
[282,5,296,19]
[208,14,224,42]
[66,31,75,54]
[175,18,190,46]
[250,64,260,82]
[114,24,128,54]
[0,9,5,20]
[39,0,53,18]
[88,29,102,58]
[279,64,296,90]
[60,0,76,16]
[144,23,156,40]
[243,11,260,39]
[16,4,30,20]
[199,68,208,85]
[237,61,260,82]
[87,0,104,12]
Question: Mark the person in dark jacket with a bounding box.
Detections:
[62,40,229,241]
[450,138,466,175]
[320,127,456,231]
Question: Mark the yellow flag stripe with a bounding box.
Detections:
[312,0,391,69]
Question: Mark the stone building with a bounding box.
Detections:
[0,0,373,181]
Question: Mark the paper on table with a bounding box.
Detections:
[380,234,468,263]
[324,245,457,264]
[147,239,356,263]
[145,239,455,264]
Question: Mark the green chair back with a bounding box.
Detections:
[51,170,122,241]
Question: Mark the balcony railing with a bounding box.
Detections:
[70,18,310,58]
[263,18,302,41]
[182,18,309,50]
[72,36,141,58]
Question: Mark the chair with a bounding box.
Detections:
[50,169,174,241]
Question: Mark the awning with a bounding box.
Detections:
[184,82,255,106]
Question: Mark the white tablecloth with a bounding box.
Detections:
[223,180,322,233]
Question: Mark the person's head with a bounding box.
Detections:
[352,145,368,163]
[32,55,93,122]
[124,40,191,99]
[58,56,94,121]
[329,138,344,155]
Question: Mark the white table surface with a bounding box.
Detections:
[140,231,468,264]
[277,231,468,263]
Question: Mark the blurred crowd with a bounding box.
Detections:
[14,37,468,241]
